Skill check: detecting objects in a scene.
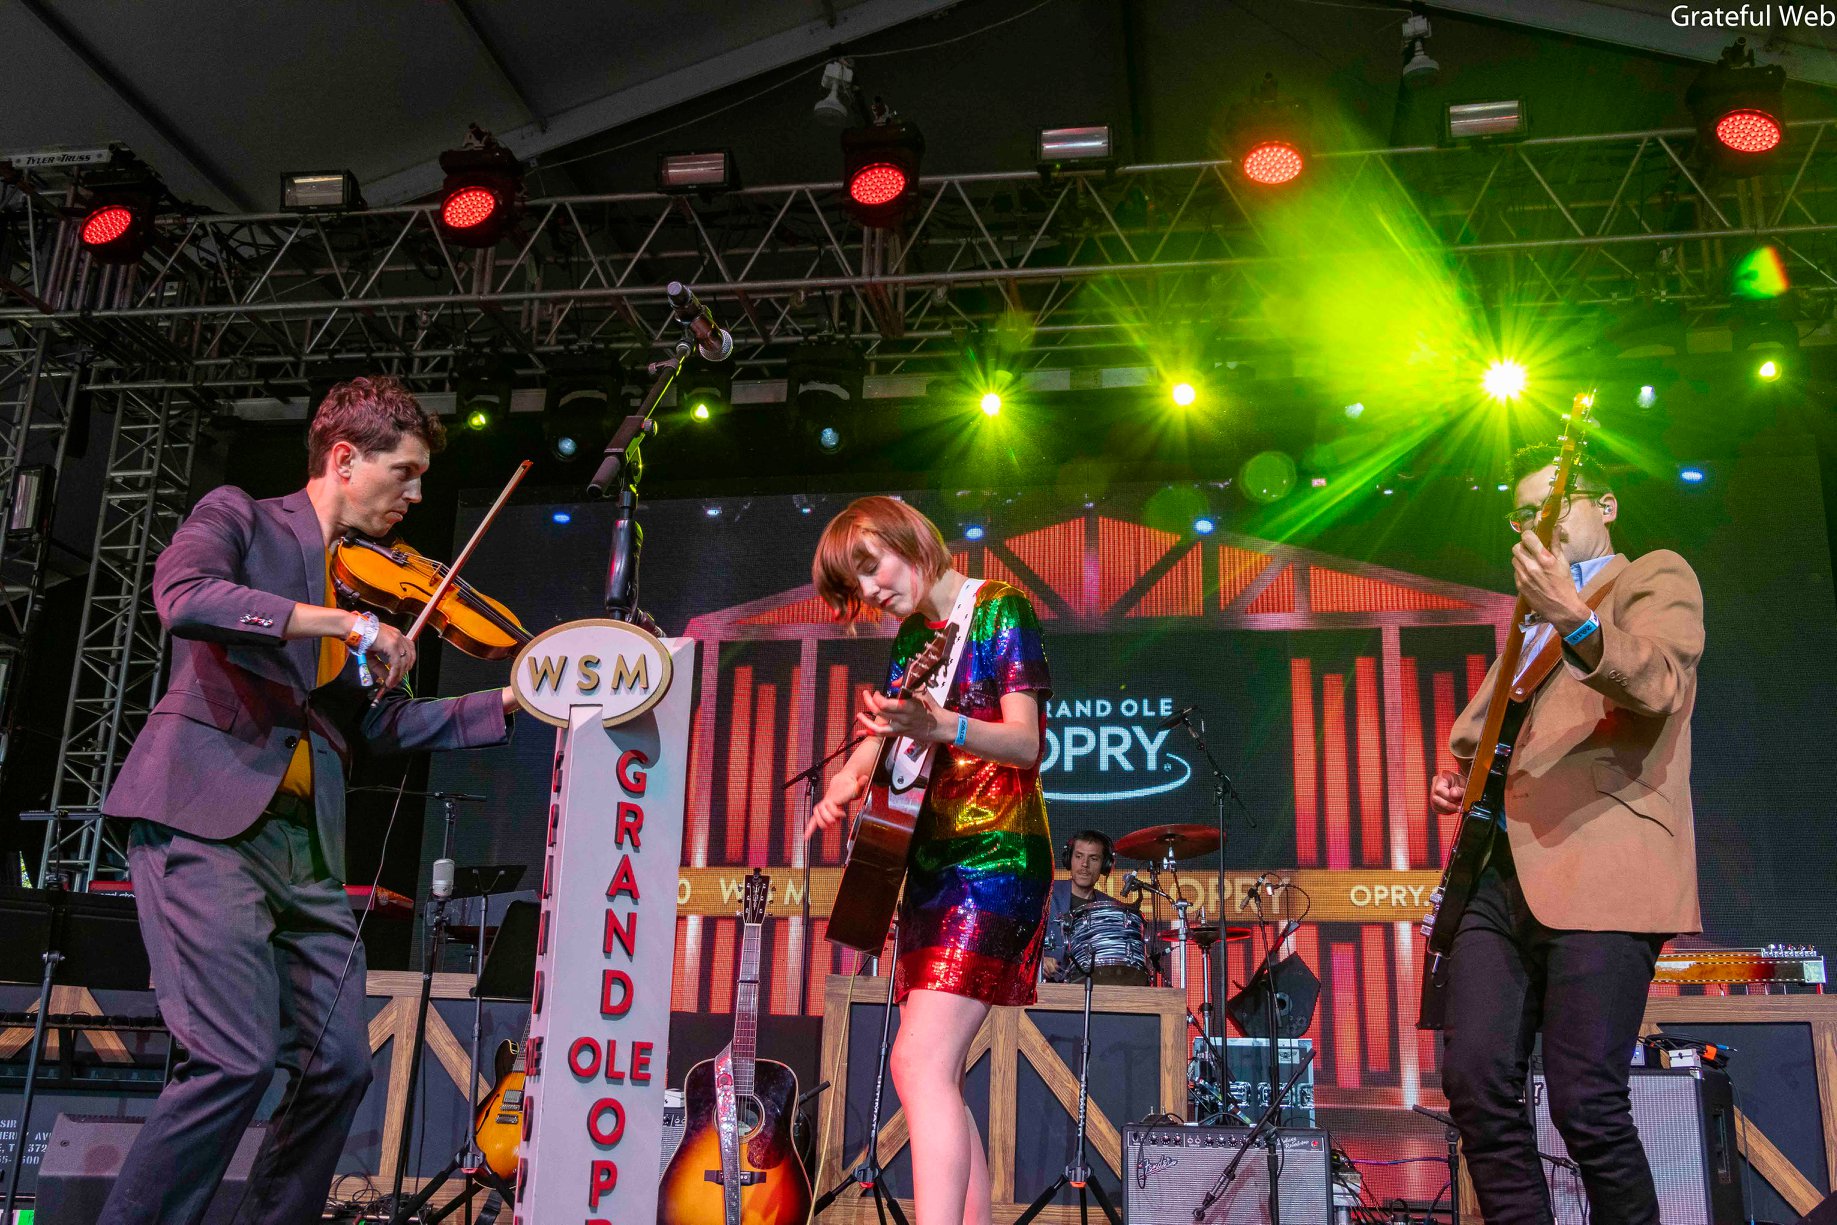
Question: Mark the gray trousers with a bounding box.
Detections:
[102,806,373,1225]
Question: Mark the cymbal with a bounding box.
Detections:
[1114,823,1222,861]
[1157,924,1252,947]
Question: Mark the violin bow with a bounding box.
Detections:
[402,459,533,646]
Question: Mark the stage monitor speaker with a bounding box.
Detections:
[1529,1067,1743,1225]
[1121,1123,1332,1224]
[34,1115,268,1223]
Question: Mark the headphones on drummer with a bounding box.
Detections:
[1060,829,1114,875]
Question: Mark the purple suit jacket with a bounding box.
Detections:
[101,486,512,881]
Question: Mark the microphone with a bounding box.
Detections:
[1236,871,1273,913]
[667,281,734,363]
[1155,704,1197,732]
[1120,871,1141,898]
[431,857,455,900]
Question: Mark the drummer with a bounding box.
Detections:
[1041,830,1123,980]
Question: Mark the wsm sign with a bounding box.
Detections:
[1040,695,1194,804]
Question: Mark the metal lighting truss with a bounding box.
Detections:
[6,121,1837,405]
[4,120,1836,883]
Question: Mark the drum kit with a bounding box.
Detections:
[1053,822,1257,1123]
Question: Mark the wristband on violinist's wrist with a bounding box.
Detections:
[344,610,380,653]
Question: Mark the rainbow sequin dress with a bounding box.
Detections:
[887,581,1053,1006]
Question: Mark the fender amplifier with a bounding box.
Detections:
[35,1115,268,1224]
[1530,1067,1743,1225]
[1121,1124,1332,1224]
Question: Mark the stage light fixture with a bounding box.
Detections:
[456,352,516,432]
[1732,245,1790,299]
[842,117,924,228]
[1482,359,1527,402]
[1637,385,1657,408]
[1228,74,1311,188]
[1171,381,1197,408]
[1446,100,1526,142]
[1688,40,1785,175]
[964,524,986,541]
[1400,10,1439,83]
[542,353,623,463]
[280,170,362,212]
[817,426,843,453]
[1193,516,1216,535]
[675,357,733,421]
[436,128,524,248]
[552,510,573,524]
[1680,467,1706,484]
[1758,358,1780,380]
[465,408,492,431]
[76,193,155,265]
[1343,402,1365,419]
[979,391,1002,417]
[1037,125,1114,174]
[814,59,859,128]
[657,150,735,194]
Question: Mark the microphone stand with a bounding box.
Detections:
[784,732,868,1009]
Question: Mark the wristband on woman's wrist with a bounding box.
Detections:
[954,713,970,747]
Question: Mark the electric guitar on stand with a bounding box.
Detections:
[825,623,960,953]
[472,1022,528,1183]
[1418,391,1599,1029]
[659,870,813,1225]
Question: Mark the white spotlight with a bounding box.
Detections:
[814,59,857,128]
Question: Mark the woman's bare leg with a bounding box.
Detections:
[890,988,991,1225]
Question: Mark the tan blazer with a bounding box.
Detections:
[1450,550,1704,934]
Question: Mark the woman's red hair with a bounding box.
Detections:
[812,496,951,623]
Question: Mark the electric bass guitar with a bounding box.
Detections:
[659,870,813,1225]
[1418,391,1597,1029]
[825,623,960,953]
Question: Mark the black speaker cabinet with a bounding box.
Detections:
[1529,1067,1743,1225]
[34,1115,268,1224]
[1121,1124,1332,1224]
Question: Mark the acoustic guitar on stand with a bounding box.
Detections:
[658,870,813,1225]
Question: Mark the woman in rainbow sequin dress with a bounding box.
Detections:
[808,496,1053,1225]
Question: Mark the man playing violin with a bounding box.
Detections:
[1430,446,1703,1225]
[98,376,519,1225]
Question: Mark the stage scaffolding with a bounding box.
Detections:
[5,121,1837,882]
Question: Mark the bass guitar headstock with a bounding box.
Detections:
[1529,388,1599,547]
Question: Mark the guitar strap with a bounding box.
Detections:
[890,578,985,792]
[1509,575,1619,702]
[714,1043,742,1225]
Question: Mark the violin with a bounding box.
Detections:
[332,537,531,661]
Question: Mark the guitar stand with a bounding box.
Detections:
[1013,952,1121,1225]
[812,922,909,1225]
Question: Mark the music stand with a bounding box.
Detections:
[0,887,151,1224]
[388,880,531,1225]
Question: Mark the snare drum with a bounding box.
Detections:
[1062,903,1151,986]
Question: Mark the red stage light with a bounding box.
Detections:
[847,163,908,207]
[80,204,135,247]
[1241,141,1304,186]
[441,185,500,231]
[1715,108,1782,154]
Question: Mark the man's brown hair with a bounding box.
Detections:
[812,496,951,623]
[307,376,446,477]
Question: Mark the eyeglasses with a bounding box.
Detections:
[1506,491,1604,532]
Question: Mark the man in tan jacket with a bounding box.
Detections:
[1430,446,1704,1225]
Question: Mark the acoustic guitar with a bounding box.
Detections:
[659,870,813,1225]
[1417,390,1597,1028]
[824,623,960,953]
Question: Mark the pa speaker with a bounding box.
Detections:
[35,1115,269,1224]
[1529,1067,1743,1225]
[1226,952,1321,1040]
[1121,1123,1332,1224]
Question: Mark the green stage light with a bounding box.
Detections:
[980,391,1002,417]
[1733,245,1790,300]
[1482,359,1527,402]
[465,408,491,431]
[1171,381,1197,408]
[1758,358,1781,381]
[691,402,712,421]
